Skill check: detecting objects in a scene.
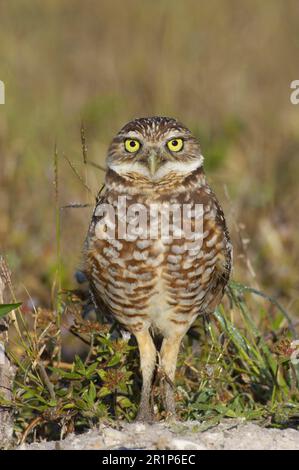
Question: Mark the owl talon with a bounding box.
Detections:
[163,383,176,417]
[136,407,154,423]
[164,411,177,423]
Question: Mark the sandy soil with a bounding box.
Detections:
[19,420,299,450]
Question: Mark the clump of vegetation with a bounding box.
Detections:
[176,282,299,428]
[1,279,298,446]
[0,293,138,445]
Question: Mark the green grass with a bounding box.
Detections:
[177,283,299,427]
[1,278,298,447]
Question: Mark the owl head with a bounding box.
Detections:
[106,117,203,181]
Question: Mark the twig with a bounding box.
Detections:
[20,416,43,445]
[37,363,56,402]
[84,334,94,365]
[69,326,91,346]
[43,360,73,370]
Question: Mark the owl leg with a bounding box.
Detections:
[135,329,157,422]
[160,334,183,417]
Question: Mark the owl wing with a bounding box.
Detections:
[83,187,116,323]
[193,185,232,315]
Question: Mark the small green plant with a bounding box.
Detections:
[176,282,299,427]
[1,295,138,445]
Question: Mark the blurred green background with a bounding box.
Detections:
[0,0,299,315]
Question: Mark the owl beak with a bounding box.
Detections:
[148,151,162,176]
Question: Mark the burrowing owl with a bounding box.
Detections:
[84,117,232,421]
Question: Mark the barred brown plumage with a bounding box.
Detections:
[84,116,232,421]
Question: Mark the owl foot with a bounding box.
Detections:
[162,381,176,418]
[164,411,177,423]
[136,406,154,423]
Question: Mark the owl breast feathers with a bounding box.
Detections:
[83,116,232,420]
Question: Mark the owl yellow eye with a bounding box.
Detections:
[124,138,141,153]
[167,138,184,152]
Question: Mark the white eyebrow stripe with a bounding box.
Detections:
[124,131,144,139]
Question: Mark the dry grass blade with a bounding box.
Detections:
[86,160,106,172]
[80,122,88,165]
[60,203,92,210]
[63,154,93,196]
